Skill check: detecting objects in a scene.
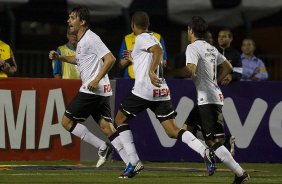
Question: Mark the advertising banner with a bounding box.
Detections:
[114,79,282,163]
[1,78,281,163]
[0,78,81,161]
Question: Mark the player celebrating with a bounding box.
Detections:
[173,16,249,184]
[115,11,215,178]
[49,6,129,168]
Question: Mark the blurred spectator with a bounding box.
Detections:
[118,20,168,78]
[205,31,214,45]
[52,28,80,79]
[0,39,17,78]
[241,38,268,81]
[217,28,242,85]
[170,30,214,78]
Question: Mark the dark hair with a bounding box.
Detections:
[189,16,208,38]
[219,28,233,39]
[131,11,150,30]
[243,37,256,47]
[70,6,90,27]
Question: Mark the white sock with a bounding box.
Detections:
[111,136,129,165]
[215,145,244,176]
[71,123,105,149]
[182,131,206,158]
[195,131,208,147]
[119,129,139,166]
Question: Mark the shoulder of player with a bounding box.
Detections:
[186,42,199,51]
[135,33,147,41]
[82,30,103,44]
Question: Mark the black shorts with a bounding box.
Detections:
[65,92,112,124]
[120,92,177,122]
[184,105,202,135]
[185,104,224,140]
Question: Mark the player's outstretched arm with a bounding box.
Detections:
[49,50,76,64]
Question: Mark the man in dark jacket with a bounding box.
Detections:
[217,28,242,85]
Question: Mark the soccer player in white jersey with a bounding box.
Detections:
[173,16,250,184]
[115,11,215,178]
[49,6,130,168]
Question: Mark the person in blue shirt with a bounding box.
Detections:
[241,38,268,81]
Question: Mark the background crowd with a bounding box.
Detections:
[0,1,281,81]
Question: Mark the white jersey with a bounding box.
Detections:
[131,32,170,101]
[76,29,112,96]
[185,40,226,105]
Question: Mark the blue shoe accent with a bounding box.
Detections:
[119,161,144,178]
[204,148,216,176]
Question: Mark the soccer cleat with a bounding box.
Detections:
[232,172,250,184]
[204,148,216,176]
[96,143,113,168]
[119,161,144,178]
[133,161,144,174]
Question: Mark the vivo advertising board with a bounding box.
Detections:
[114,79,282,163]
[0,78,281,163]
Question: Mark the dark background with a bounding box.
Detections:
[0,0,281,79]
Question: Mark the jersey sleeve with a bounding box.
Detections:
[185,45,199,66]
[93,35,111,59]
[255,59,268,80]
[216,52,226,66]
[137,34,159,51]
[160,37,168,60]
[53,48,62,76]
[118,40,126,59]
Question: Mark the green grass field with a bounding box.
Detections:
[0,161,282,184]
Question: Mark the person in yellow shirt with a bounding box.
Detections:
[0,40,17,78]
[118,13,168,79]
[52,28,80,79]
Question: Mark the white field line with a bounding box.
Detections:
[0,173,96,176]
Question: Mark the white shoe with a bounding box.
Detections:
[134,161,144,174]
[96,143,113,168]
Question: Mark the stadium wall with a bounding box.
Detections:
[0,78,281,163]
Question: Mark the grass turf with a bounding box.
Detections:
[0,161,282,184]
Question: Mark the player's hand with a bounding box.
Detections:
[0,58,5,66]
[149,71,161,87]
[1,62,11,73]
[87,78,99,92]
[123,50,132,62]
[220,74,232,85]
[49,50,59,60]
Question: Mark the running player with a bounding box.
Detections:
[115,11,215,178]
[174,16,249,184]
[49,6,129,168]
